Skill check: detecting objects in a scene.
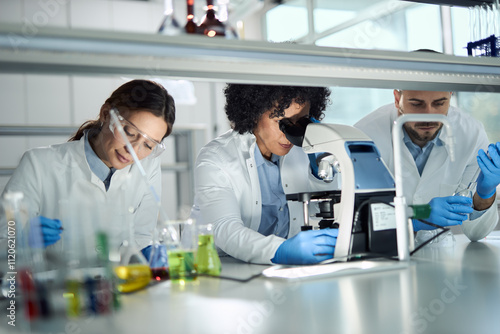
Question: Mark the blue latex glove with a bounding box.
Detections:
[476,142,500,199]
[271,228,338,265]
[141,244,168,268]
[413,196,473,232]
[28,216,62,248]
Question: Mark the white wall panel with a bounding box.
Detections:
[0,137,27,167]
[70,0,112,30]
[23,0,68,28]
[0,0,22,24]
[72,76,116,126]
[111,1,163,33]
[26,74,71,125]
[0,74,26,125]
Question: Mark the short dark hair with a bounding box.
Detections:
[224,84,331,134]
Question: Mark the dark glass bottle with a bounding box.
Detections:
[198,0,225,37]
[185,0,198,34]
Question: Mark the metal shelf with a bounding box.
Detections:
[0,23,500,92]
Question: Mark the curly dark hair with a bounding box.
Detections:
[224,84,331,134]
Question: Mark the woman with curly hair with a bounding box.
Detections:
[191,84,339,265]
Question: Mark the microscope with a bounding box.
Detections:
[280,118,398,261]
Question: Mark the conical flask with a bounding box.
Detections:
[112,176,151,293]
[196,223,221,276]
[217,0,238,39]
[158,0,182,36]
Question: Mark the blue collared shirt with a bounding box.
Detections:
[84,132,115,190]
[403,128,443,176]
[254,146,289,238]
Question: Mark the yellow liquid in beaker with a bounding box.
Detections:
[63,279,81,317]
[167,249,197,282]
[197,235,221,276]
[113,264,151,293]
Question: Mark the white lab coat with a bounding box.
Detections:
[354,104,498,241]
[0,135,161,251]
[190,130,333,264]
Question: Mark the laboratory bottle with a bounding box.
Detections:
[198,0,226,37]
[185,0,198,34]
[158,0,182,35]
[196,224,221,276]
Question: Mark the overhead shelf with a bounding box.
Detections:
[0,23,499,92]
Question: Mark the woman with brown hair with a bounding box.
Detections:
[1,79,175,252]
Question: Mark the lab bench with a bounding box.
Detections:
[3,232,500,334]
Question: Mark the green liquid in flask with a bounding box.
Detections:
[197,234,221,276]
[167,250,197,282]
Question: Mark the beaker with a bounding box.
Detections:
[160,219,197,283]
[196,224,221,276]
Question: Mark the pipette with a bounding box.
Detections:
[109,109,179,244]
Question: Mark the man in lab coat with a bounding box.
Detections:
[354,89,498,241]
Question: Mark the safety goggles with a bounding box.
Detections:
[108,109,166,159]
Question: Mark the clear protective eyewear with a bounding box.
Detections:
[108,109,166,158]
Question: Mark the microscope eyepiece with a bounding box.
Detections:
[279,116,312,147]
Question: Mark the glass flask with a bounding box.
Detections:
[113,194,151,293]
[158,0,182,36]
[196,224,221,276]
[185,0,198,34]
[147,227,170,281]
[160,219,197,283]
[217,0,239,39]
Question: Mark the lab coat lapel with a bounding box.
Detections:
[420,125,453,181]
[420,144,448,179]
[246,142,262,233]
